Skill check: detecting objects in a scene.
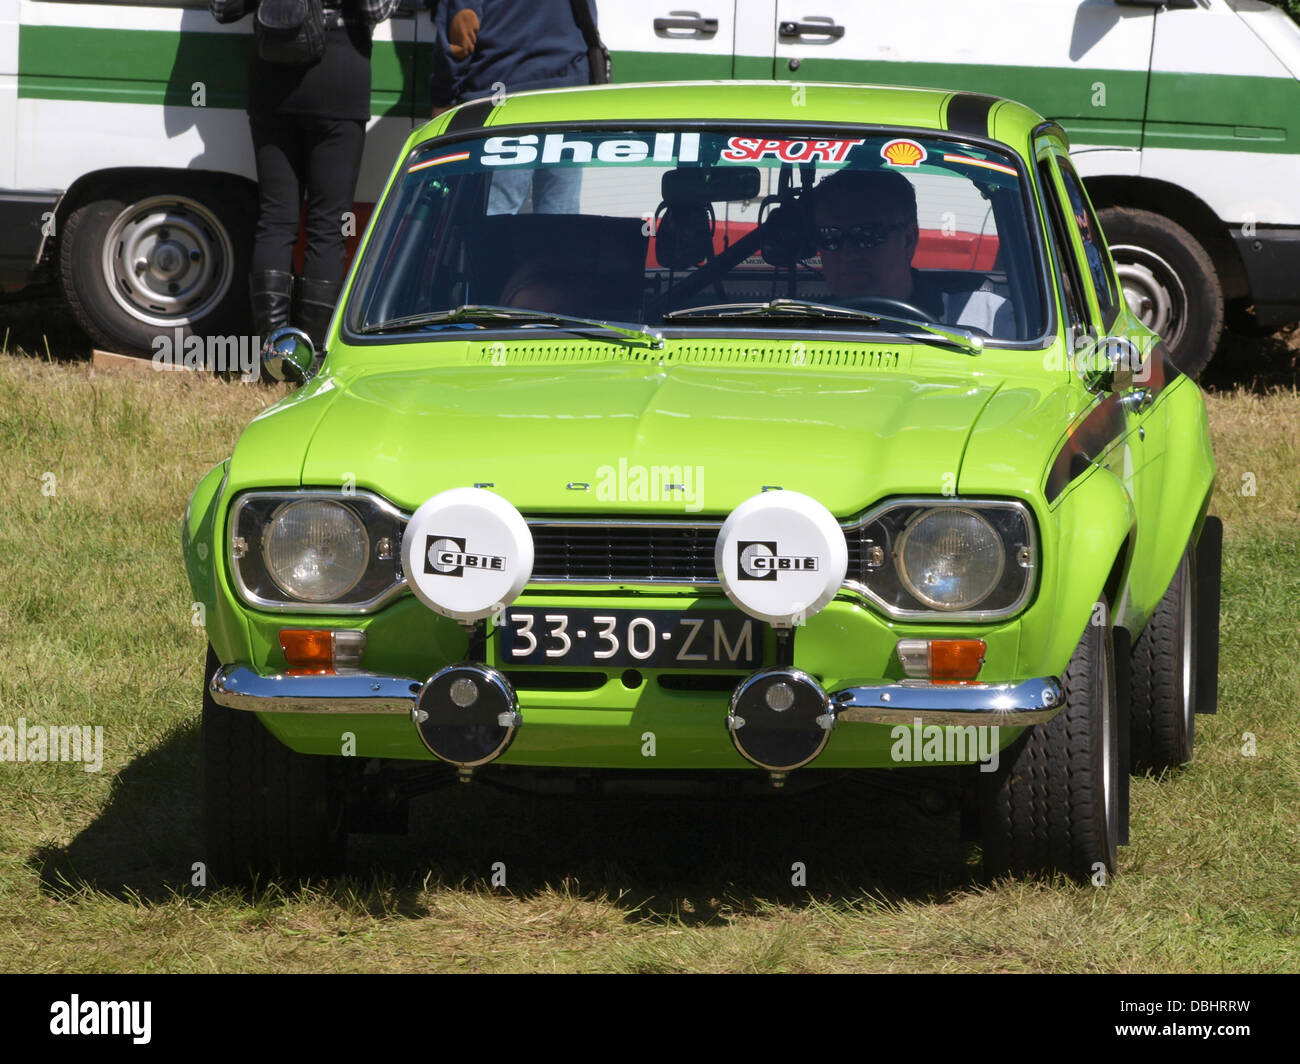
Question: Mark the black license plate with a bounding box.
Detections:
[497,609,763,669]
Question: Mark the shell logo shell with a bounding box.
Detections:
[880,139,927,168]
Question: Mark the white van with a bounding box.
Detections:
[3,0,1298,375]
[598,0,1300,376]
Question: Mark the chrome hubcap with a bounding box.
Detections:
[1110,243,1187,351]
[102,194,233,327]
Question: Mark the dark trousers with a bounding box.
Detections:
[249,115,366,283]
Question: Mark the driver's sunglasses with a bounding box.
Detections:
[816,222,907,252]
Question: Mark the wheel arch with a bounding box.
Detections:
[42,167,260,267]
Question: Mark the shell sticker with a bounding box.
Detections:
[880,139,927,168]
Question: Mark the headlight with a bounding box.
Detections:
[843,498,1036,620]
[896,508,1004,611]
[264,500,368,602]
[229,491,405,612]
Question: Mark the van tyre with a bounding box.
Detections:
[1096,207,1221,379]
[202,648,346,882]
[1130,546,1196,774]
[59,177,255,357]
[980,603,1123,883]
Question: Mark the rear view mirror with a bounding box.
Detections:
[662,166,761,203]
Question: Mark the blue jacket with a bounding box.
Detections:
[428,0,596,108]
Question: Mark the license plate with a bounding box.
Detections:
[497,609,763,669]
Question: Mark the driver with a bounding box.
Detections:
[809,168,1013,337]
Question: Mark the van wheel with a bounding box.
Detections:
[59,178,255,357]
[202,648,346,883]
[1096,207,1221,379]
[980,603,1123,884]
[1130,546,1196,774]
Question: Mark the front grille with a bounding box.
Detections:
[529,522,721,583]
[527,520,872,585]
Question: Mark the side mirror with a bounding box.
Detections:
[262,327,316,384]
[1081,335,1140,394]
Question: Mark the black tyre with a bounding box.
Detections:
[1130,546,1196,774]
[1096,207,1222,379]
[202,648,346,883]
[981,603,1123,883]
[59,176,255,357]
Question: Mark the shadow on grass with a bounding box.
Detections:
[29,720,982,920]
[29,719,204,902]
[0,284,94,364]
[1201,324,1298,395]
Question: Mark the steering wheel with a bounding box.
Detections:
[834,294,938,322]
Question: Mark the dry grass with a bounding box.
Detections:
[0,313,1296,973]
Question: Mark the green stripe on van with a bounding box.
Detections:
[17,26,415,118]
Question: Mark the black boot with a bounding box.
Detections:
[249,269,294,344]
[293,277,342,350]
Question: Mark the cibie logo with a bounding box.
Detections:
[737,541,819,581]
[424,535,506,577]
[880,138,927,168]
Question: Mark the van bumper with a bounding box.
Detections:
[0,190,61,290]
[1231,224,1300,330]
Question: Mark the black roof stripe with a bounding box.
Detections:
[445,98,495,133]
[945,93,999,137]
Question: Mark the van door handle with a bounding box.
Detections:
[779,18,845,40]
[653,13,719,37]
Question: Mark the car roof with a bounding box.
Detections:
[423,80,1057,156]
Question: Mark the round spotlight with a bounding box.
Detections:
[415,664,520,767]
[727,668,834,772]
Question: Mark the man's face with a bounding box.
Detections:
[812,183,918,300]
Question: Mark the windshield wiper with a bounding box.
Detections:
[361,304,664,349]
[664,298,984,354]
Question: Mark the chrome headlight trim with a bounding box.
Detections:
[229,489,408,614]
[840,497,1038,622]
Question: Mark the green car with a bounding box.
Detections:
[182,81,1221,885]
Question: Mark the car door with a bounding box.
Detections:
[1044,140,1167,625]
[769,0,1152,148]
[596,0,739,81]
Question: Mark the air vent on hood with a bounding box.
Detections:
[469,342,902,370]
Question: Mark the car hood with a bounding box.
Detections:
[290,359,1009,516]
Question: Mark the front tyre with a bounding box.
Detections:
[59,177,254,356]
[1096,207,1222,379]
[202,647,345,883]
[1130,546,1196,774]
[981,603,1123,883]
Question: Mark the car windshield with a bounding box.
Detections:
[348,125,1048,344]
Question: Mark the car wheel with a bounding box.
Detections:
[1096,207,1221,379]
[58,177,255,357]
[980,602,1123,883]
[1130,546,1196,774]
[201,647,346,882]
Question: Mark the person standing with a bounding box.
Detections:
[428,0,607,214]
[210,0,399,347]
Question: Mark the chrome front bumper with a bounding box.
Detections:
[211,666,418,714]
[210,665,1062,726]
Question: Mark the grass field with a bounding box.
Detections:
[0,305,1297,973]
